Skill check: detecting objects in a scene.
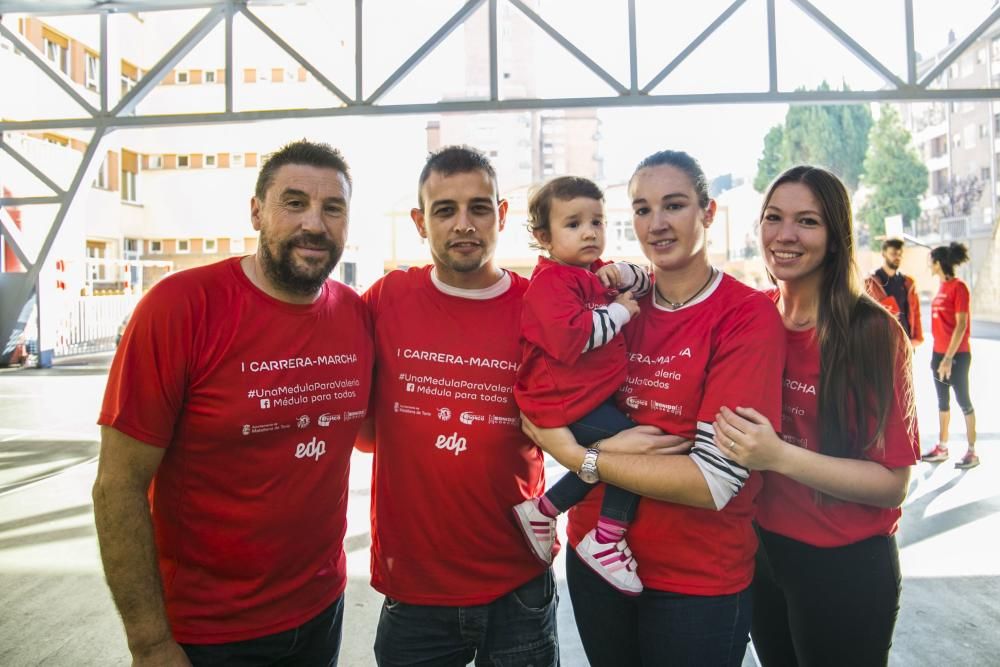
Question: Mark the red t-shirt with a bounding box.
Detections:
[756,324,919,546]
[516,256,627,427]
[567,273,786,596]
[364,267,549,605]
[99,258,373,644]
[931,278,971,354]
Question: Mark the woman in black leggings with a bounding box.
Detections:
[921,242,978,469]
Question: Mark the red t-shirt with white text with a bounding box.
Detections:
[516,256,627,427]
[364,267,549,605]
[931,278,971,354]
[756,322,919,546]
[99,258,373,643]
[567,273,785,596]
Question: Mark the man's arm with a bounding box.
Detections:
[92,426,190,666]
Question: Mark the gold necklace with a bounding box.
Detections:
[655,267,716,310]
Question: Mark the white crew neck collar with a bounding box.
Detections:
[430,267,512,300]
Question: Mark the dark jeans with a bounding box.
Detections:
[544,400,640,522]
[373,569,559,666]
[752,527,902,667]
[180,594,344,666]
[566,548,751,666]
[931,351,974,414]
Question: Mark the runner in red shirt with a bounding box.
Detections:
[93,141,373,666]
[359,146,558,667]
[522,150,785,666]
[714,165,919,666]
[921,242,978,468]
[512,175,660,596]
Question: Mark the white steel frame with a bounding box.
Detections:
[1,0,999,362]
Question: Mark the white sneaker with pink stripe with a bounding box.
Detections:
[575,528,643,595]
[512,498,556,565]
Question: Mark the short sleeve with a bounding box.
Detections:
[954,281,971,314]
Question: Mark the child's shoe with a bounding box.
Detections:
[575,528,642,596]
[513,498,556,564]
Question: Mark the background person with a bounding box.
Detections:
[864,237,923,346]
[512,175,656,596]
[714,165,919,667]
[358,146,558,667]
[921,242,977,469]
[93,140,373,666]
[522,150,785,667]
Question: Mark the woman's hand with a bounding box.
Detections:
[713,406,788,472]
[937,356,953,382]
[601,427,691,456]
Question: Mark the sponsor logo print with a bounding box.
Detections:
[650,399,682,415]
[488,414,520,426]
[295,436,326,461]
[260,398,271,409]
[435,432,468,455]
[460,411,485,425]
[318,412,340,426]
[625,396,648,409]
[297,415,310,429]
[406,383,416,392]
[242,424,251,435]
[437,407,452,421]
[344,409,367,421]
[395,403,429,417]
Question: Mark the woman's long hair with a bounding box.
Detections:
[762,166,913,459]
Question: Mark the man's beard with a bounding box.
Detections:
[259,229,343,296]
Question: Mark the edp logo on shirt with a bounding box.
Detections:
[435,432,467,456]
[295,436,326,461]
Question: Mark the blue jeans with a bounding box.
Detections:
[545,400,640,522]
[373,569,559,666]
[180,594,343,666]
[567,549,751,666]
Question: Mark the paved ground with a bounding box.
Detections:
[0,321,998,666]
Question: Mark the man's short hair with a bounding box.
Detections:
[882,237,904,251]
[255,139,352,201]
[417,145,498,210]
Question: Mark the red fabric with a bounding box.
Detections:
[756,325,919,547]
[864,272,923,344]
[931,278,971,354]
[566,274,786,596]
[364,267,550,605]
[99,258,373,644]
[516,256,626,426]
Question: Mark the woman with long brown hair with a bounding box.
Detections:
[713,165,919,666]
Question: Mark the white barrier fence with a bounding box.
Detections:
[53,293,141,357]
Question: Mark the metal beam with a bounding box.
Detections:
[0,196,63,206]
[767,0,778,93]
[0,206,33,269]
[0,139,66,196]
[225,2,234,113]
[627,0,638,94]
[99,13,109,112]
[508,0,627,96]
[111,6,226,116]
[241,6,354,106]
[919,6,1000,88]
[355,0,363,102]
[791,0,907,90]
[904,0,916,86]
[488,0,498,101]
[0,22,98,116]
[365,0,486,104]
[642,0,746,94]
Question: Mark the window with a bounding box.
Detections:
[980,124,989,138]
[149,240,163,254]
[204,154,217,168]
[204,70,216,83]
[43,37,69,74]
[148,155,163,169]
[87,243,106,282]
[952,132,962,149]
[176,239,190,253]
[121,149,139,203]
[231,153,245,168]
[121,60,139,95]
[341,262,357,287]
[230,237,245,253]
[203,238,218,253]
[982,167,991,182]
[124,238,141,254]
[176,70,189,84]
[85,52,100,91]
[177,155,190,168]
[93,158,109,189]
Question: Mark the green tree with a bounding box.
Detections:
[754,125,784,192]
[858,105,928,244]
[753,83,873,192]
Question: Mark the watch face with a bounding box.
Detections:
[578,469,599,484]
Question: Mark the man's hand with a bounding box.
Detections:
[131,638,192,667]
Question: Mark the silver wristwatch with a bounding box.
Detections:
[578,439,603,484]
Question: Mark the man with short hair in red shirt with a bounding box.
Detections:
[94,140,373,666]
[359,146,558,666]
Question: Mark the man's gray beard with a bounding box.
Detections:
[259,230,342,296]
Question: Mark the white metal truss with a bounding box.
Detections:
[1,0,999,364]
